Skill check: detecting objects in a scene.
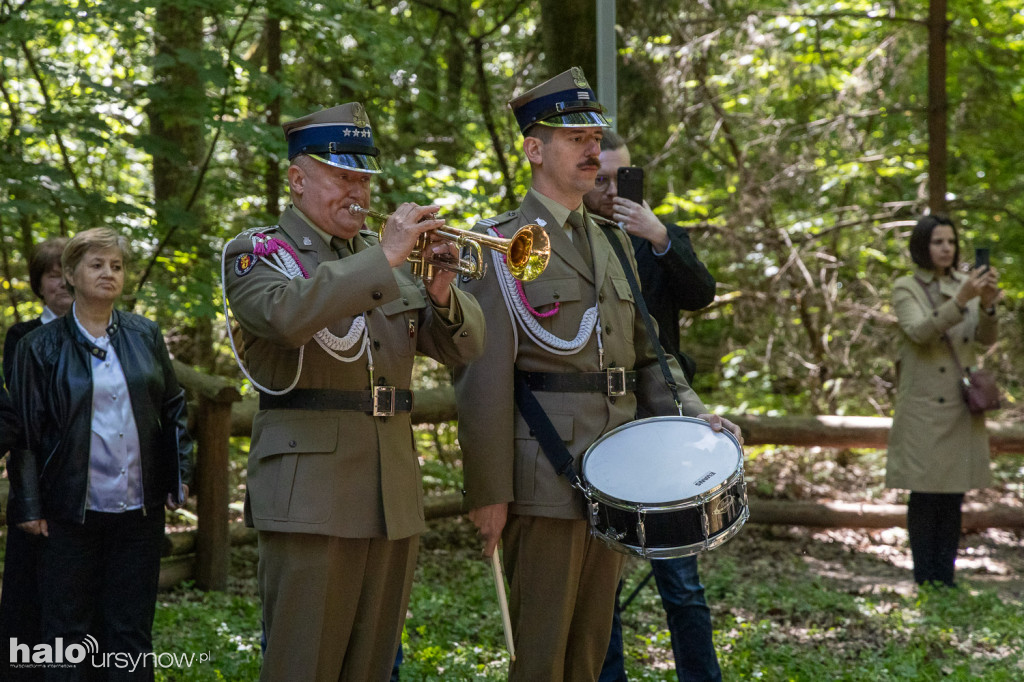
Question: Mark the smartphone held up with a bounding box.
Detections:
[616,166,644,205]
[974,246,990,273]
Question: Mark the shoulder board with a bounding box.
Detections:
[229,224,279,243]
[476,210,518,231]
[590,214,619,228]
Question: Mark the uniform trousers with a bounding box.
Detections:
[907,491,964,587]
[502,514,626,682]
[257,530,418,682]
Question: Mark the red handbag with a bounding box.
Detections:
[961,368,1001,415]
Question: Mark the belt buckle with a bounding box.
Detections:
[606,367,627,397]
[373,386,396,417]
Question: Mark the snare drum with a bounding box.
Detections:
[581,416,748,559]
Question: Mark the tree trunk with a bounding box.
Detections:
[927,0,948,214]
[147,0,210,365]
[539,0,597,79]
[149,1,206,236]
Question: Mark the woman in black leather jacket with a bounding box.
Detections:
[7,227,193,679]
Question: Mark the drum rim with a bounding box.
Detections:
[584,415,744,459]
[581,415,745,507]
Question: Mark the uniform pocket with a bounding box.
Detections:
[520,276,584,338]
[249,413,339,523]
[602,275,637,349]
[609,276,635,303]
[513,412,575,506]
[378,281,427,356]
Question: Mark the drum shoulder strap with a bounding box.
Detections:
[598,224,680,406]
[513,369,583,490]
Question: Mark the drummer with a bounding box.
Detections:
[453,66,742,680]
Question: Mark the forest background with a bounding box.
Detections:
[3,1,1024,679]
[2,0,1023,414]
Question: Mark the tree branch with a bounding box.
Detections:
[18,40,86,197]
[471,36,515,205]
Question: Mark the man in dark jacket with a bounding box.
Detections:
[584,130,722,682]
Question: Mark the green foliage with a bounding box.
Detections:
[151,581,262,681]
[2,0,1021,404]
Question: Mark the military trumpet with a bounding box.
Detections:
[349,204,550,282]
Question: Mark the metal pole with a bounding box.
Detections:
[595,0,617,130]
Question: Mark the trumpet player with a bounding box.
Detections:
[454,68,741,681]
[222,102,484,681]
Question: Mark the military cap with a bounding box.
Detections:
[509,66,610,134]
[282,102,382,174]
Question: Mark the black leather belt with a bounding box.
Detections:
[259,388,413,417]
[520,369,637,397]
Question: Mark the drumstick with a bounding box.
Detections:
[490,549,516,662]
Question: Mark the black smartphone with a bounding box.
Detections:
[975,247,990,271]
[617,166,644,205]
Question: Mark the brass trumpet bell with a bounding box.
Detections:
[349,204,550,282]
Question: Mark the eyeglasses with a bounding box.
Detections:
[593,175,614,191]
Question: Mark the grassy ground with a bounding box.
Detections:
[5,446,1022,680]
[145,513,1024,681]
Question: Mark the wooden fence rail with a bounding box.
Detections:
[229,385,1024,453]
[168,371,1024,590]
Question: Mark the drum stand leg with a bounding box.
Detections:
[621,569,656,612]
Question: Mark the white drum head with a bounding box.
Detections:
[582,416,742,505]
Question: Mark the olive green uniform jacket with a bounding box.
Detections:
[454,191,707,520]
[886,267,998,493]
[225,206,484,540]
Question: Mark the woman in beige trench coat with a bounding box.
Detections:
[886,214,1001,587]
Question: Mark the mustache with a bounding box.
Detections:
[579,157,600,170]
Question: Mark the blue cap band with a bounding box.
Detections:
[513,87,607,132]
[287,124,378,161]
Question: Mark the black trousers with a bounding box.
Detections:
[907,492,964,587]
[40,509,165,682]
[0,524,45,681]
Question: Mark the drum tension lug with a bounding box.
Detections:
[635,507,648,556]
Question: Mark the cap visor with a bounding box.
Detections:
[537,111,610,128]
[310,153,383,174]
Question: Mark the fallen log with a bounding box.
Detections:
[419,492,1024,529]
[158,555,195,591]
[747,499,1024,529]
[162,521,257,557]
[731,414,1024,455]
[148,497,1021,590]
